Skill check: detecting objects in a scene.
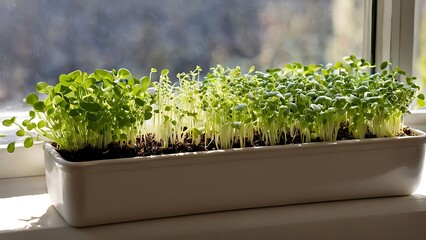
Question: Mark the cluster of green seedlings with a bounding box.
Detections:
[1,56,423,153]
[2,69,153,152]
[150,55,423,149]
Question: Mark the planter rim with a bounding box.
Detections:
[43,128,426,168]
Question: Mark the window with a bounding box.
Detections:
[0,0,367,146]
[374,0,426,129]
[0,0,365,110]
[10,0,426,178]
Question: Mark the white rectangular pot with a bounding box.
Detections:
[44,129,426,227]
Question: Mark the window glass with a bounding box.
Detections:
[0,0,364,144]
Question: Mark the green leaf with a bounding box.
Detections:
[129,116,137,124]
[87,112,97,121]
[363,92,373,98]
[380,61,388,70]
[95,69,113,81]
[2,118,15,127]
[16,129,25,136]
[54,84,72,95]
[128,77,137,86]
[144,111,153,120]
[29,111,36,118]
[295,63,303,69]
[117,81,127,89]
[118,68,131,79]
[53,95,64,105]
[59,74,73,87]
[22,119,29,127]
[233,103,247,111]
[349,95,361,105]
[266,68,280,74]
[27,123,37,131]
[2,119,13,127]
[7,142,15,153]
[140,76,151,91]
[290,103,298,113]
[80,102,102,112]
[26,93,39,106]
[37,120,46,128]
[36,82,48,93]
[365,96,382,103]
[83,78,97,89]
[161,69,169,76]
[355,86,369,95]
[33,101,46,112]
[113,85,122,96]
[325,107,336,114]
[69,109,80,117]
[310,104,322,112]
[47,107,55,117]
[395,67,406,75]
[24,137,34,148]
[350,106,360,111]
[306,92,317,98]
[131,85,141,96]
[68,70,83,83]
[249,66,255,73]
[135,98,145,107]
[0,134,5,137]
[193,127,205,137]
[314,96,332,105]
[418,93,425,100]
[102,78,114,88]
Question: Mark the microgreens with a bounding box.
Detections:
[145,55,420,149]
[2,56,422,157]
[2,68,153,153]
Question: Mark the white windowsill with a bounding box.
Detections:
[404,109,426,131]
[1,173,426,239]
[1,110,426,239]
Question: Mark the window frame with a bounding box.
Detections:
[375,0,415,74]
[375,0,426,128]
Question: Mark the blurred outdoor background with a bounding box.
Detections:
[0,0,365,109]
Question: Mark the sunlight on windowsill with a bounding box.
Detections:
[0,194,51,231]
[414,174,426,195]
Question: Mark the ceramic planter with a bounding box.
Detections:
[44,129,426,227]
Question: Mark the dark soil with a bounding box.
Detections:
[55,125,415,162]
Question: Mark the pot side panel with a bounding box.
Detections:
[44,137,425,227]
